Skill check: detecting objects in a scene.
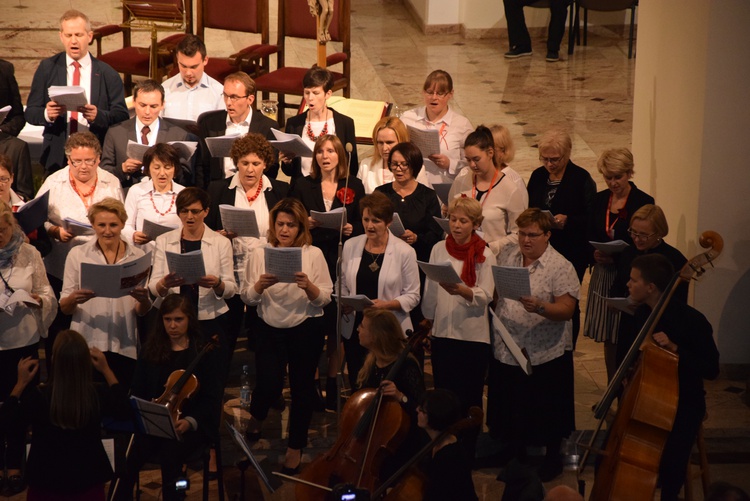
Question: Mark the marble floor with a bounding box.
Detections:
[1,0,748,499]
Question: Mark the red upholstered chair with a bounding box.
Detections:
[194,0,279,84]
[254,0,351,126]
[92,0,192,93]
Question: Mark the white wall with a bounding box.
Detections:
[632,1,750,367]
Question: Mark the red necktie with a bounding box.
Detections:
[141,125,151,145]
[70,61,81,134]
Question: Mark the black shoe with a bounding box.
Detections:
[280,451,302,476]
[505,47,532,58]
[313,379,326,412]
[545,50,560,62]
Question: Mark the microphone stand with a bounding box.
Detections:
[335,142,354,422]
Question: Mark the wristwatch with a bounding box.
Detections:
[536,303,546,315]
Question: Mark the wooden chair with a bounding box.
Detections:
[92,0,192,93]
[254,0,351,126]
[570,0,638,58]
[194,0,279,83]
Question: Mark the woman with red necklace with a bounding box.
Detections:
[280,67,358,187]
[206,133,290,365]
[448,125,527,258]
[583,148,653,382]
[122,143,185,254]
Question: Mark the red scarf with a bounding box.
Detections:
[445,233,487,287]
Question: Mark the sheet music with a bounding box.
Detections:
[205,134,241,158]
[433,182,452,204]
[166,249,206,285]
[126,140,150,162]
[141,219,177,240]
[406,125,441,157]
[14,190,49,234]
[432,216,450,235]
[0,105,11,125]
[310,207,346,230]
[594,292,636,316]
[332,293,374,311]
[168,140,198,162]
[264,246,302,283]
[0,289,39,315]
[490,309,532,375]
[492,265,532,299]
[389,212,406,236]
[589,240,630,254]
[219,205,260,238]
[80,252,152,298]
[63,217,94,237]
[417,260,462,284]
[48,85,88,109]
[269,128,313,158]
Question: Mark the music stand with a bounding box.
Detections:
[225,422,276,498]
[130,396,180,440]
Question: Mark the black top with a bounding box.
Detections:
[527,161,596,278]
[289,175,366,280]
[205,176,290,231]
[422,441,478,501]
[0,59,25,138]
[0,382,130,493]
[375,182,443,263]
[611,240,688,301]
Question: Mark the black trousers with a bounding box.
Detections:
[659,400,705,501]
[250,316,325,450]
[503,0,569,52]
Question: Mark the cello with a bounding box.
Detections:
[579,231,723,500]
[295,326,429,500]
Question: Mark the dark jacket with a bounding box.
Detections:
[205,176,290,231]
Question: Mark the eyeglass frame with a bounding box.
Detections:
[539,156,563,165]
[388,161,411,171]
[518,230,546,240]
[422,89,450,98]
[69,158,98,167]
[0,176,12,184]
[178,208,207,215]
[627,229,657,241]
[222,93,250,103]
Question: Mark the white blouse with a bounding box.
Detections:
[122,178,184,253]
[0,243,58,350]
[228,173,271,285]
[36,167,124,280]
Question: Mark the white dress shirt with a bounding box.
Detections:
[163,72,224,122]
[223,110,253,177]
[135,116,161,145]
[122,178,184,253]
[45,53,92,133]
[227,173,271,284]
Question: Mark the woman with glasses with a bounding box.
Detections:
[400,70,473,186]
[527,129,596,346]
[449,125,527,257]
[583,148,653,382]
[149,187,236,343]
[358,117,412,194]
[280,67,358,186]
[488,208,579,482]
[611,204,687,367]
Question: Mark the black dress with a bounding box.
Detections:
[422,441,478,501]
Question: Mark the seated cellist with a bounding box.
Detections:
[626,254,720,500]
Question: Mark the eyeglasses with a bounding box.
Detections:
[178,208,205,215]
[540,156,562,165]
[222,93,249,102]
[628,229,657,240]
[389,161,410,171]
[423,90,449,98]
[518,231,545,240]
[69,158,97,167]
[0,177,11,184]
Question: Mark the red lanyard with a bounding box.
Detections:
[605,191,629,240]
[472,169,500,207]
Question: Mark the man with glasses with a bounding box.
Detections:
[25,10,128,176]
[197,71,279,187]
[100,79,194,189]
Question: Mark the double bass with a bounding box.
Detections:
[579,231,723,500]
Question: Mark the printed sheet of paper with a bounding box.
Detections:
[589,240,630,254]
[406,125,441,157]
[219,205,260,238]
[492,265,532,299]
[141,219,177,240]
[63,217,94,237]
[168,140,198,162]
[433,183,452,204]
[432,216,450,235]
[269,128,313,158]
[310,207,346,230]
[417,260,462,284]
[541,210,555,223]
[490,309,532,375]
[0,105,11,125]
[166,249,206,285]
[323,96,388,141]
[80,252,152,298]
[333,293,375,311]
[389,212,406,236]
[48,85,88,109]
[264,246,302,283]
[15,191,49,234]
[0,289,39,315]
[205,134,242,158]
[594,292,636,316]
[126,140,150,162]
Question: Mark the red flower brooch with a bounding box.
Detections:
[336,187,355,205]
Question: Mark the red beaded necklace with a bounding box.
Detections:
[70,174,97,209]
[150,190,176,217]
[246,177,264,203]
[305,109,330,141]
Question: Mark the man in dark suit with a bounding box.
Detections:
[101,79,194,189]
[197,71,279,188]
[0,59,34,200]
[25,9,128,177]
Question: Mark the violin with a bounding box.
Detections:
[154,334,219,424]
[296,326,430,501]
[579,231,723,500]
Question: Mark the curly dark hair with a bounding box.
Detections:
[229,133,275,170]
